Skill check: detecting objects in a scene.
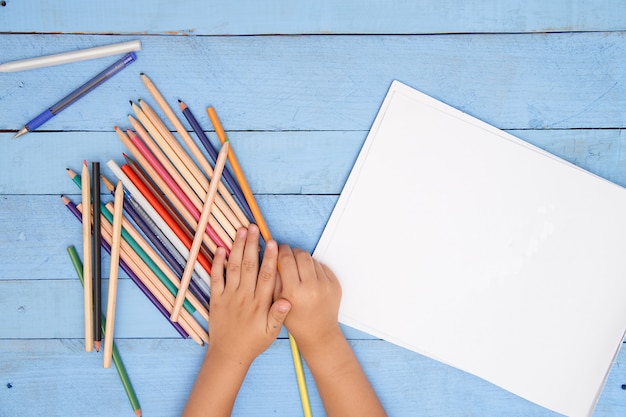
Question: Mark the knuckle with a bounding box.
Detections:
[241,259,257,272]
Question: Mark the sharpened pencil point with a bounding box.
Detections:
[94,340,101,352]
[135,409,142,417]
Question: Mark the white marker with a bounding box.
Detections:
[0,39,142,72]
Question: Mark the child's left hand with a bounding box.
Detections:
[207,224,292,366]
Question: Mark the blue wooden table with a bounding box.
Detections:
[1,2,626,416]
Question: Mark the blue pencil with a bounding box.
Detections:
[13,52,137,139]
[178,100,255,223]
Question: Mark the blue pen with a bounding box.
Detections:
[13,52,137,139]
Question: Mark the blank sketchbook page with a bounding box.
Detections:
[313,81,626,417]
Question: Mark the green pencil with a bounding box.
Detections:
[66,168,195,314]
[67,246,142,417]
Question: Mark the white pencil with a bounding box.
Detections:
[0,40,141,72]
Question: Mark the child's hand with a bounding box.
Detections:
[276,245,342,350]
[207,225,291,366]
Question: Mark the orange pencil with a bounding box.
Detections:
[207,106,313,417]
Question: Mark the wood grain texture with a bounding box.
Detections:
[3,338,624,417]
[1,0,626,35]
[2,33,626,134]
[2,4,626,416]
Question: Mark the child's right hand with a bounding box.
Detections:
[276,244,342,350]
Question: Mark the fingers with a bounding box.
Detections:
[294,248,317,283]
[256,239,278,302]
[267,299,291,335]
[210,246,227,295]
[239,224,261,292]
[225,227,248,290]
[278,244,299,288]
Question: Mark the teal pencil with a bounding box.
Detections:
[67,245,142,417]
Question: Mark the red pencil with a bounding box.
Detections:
[121,164,213,274]
[126,129,230,254]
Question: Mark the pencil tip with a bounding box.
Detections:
[94,341,101,352]
[13,127,28,139]
[135,409,142,417]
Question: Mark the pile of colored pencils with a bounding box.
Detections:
[62,73,313,416]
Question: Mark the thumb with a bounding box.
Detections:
[267,299,291,334]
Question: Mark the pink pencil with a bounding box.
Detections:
[126,130,229,254]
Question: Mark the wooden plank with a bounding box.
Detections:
[0,278,370,340]
[0,195,336,281]
[1,0,625,35]
[2,33,626,133]
[4,338,623,416]
[3,128,626,196]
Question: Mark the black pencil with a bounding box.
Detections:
[92,161,102,351]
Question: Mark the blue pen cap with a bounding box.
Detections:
[123,52,137,65]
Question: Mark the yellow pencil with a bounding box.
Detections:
[207,106,313,417]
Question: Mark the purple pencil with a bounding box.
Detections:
[61,195,188,339]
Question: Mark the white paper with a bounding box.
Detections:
[313,81,626,417]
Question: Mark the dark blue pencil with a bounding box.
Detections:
[178,100,255,223]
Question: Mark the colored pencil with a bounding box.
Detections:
[67,168,198,316]
[114,127,221,255]
[13,52,136,138]
[123,154,198,250]
[92,203,208,346]
[179,99,255,223]
[207,106,313,417]
[206,107,272,241]
[108,159,213,277]
[126,112,236,246]
[105,200,210,324]
[121,160,214,272]
[66,245,142,417]
[92,161,102,352]
[101,175,210,306]
[137,99,244,234]
[131,101,240,240]
[62,194,188,339]
[103,181,124,369]
[80,161,94,352]
[171,140,230,322]
[76,197,207,345]
[139,73,249,227]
